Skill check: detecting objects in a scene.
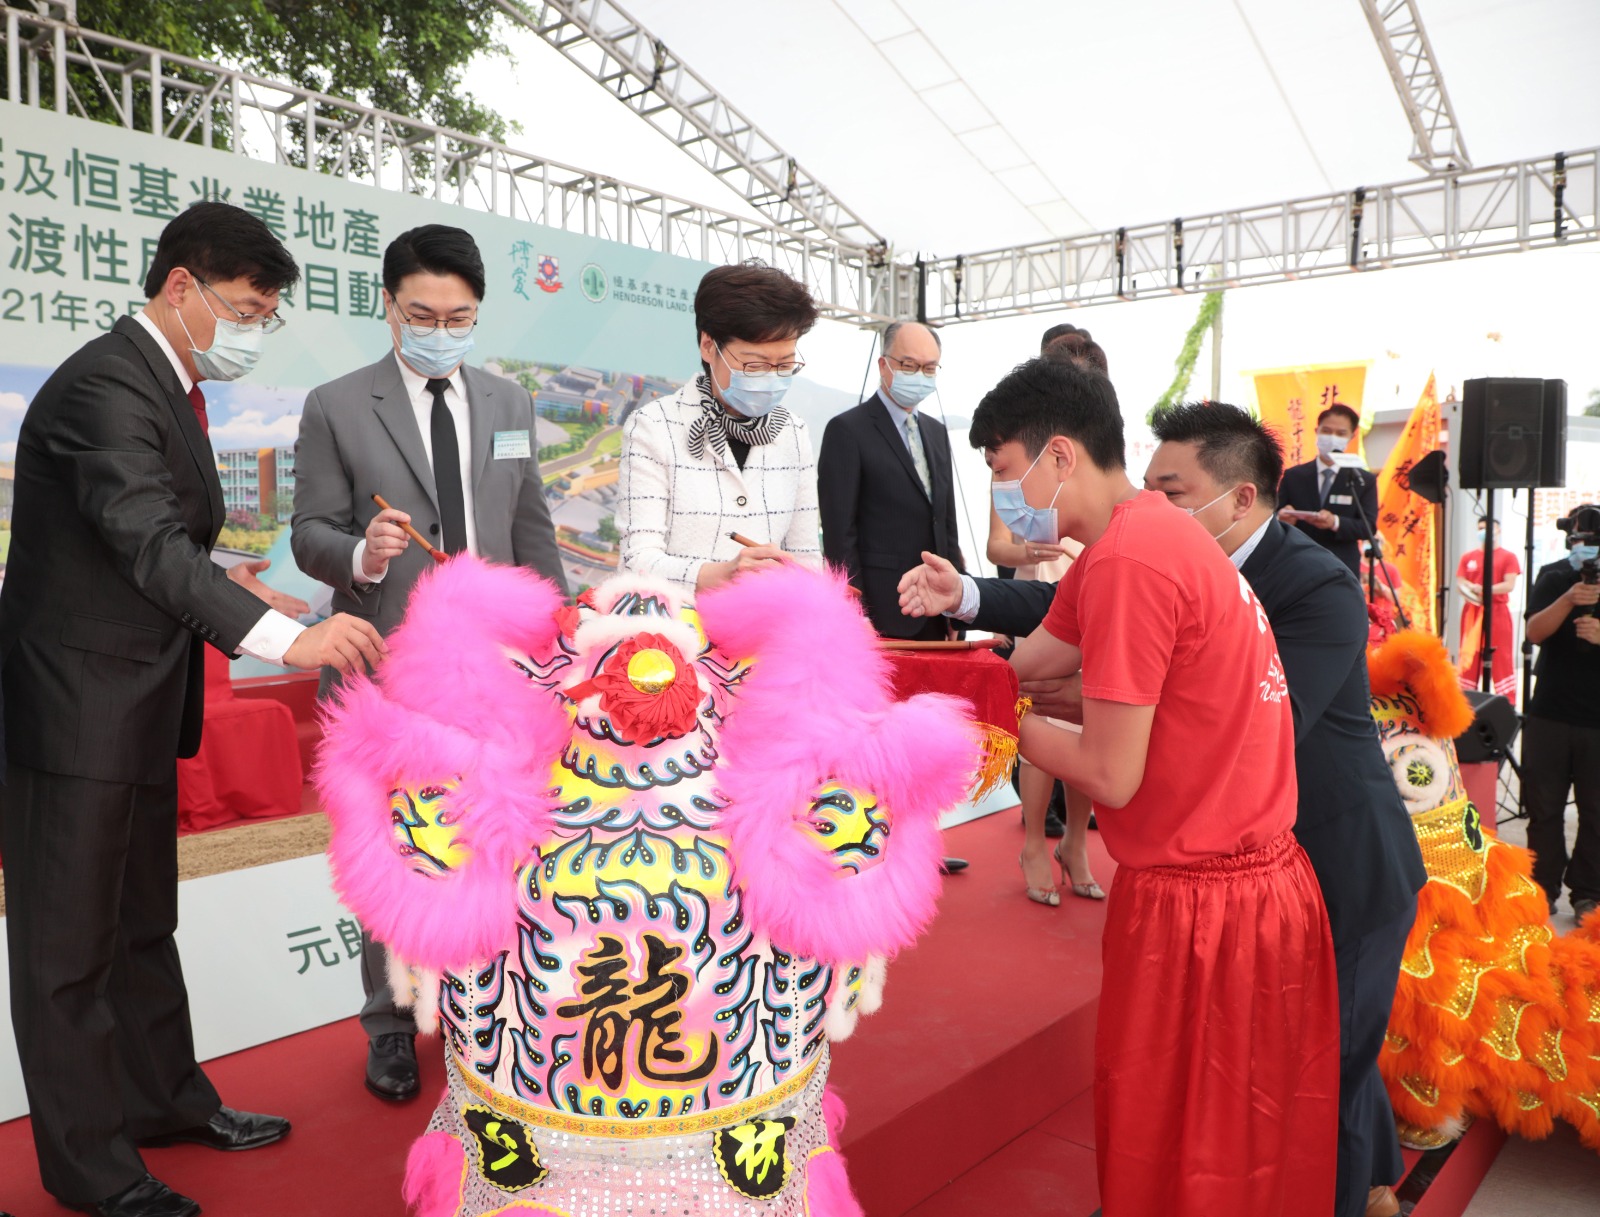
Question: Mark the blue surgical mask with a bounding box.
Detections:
[175,290,264,382]
[1570,544,1598,569]
[888,369,937,409]
[716,347,791,418]
[992,448,1062,544]
[398,324,475,378]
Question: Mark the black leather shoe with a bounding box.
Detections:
[74,1174,200,1217]
[939,856,969,874]
[140,1106,290,1151]
[365,1031,420,1101]
[1043,811,1066,839]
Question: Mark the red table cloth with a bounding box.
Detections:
[886,647,1021,798]
[176,647,305,833]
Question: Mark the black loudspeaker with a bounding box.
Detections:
[1404,449,1448,504]
[1453,689,1521,763]
[1458,377,1566,489]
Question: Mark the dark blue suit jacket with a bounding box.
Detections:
[969,519,1424,943]
[1277,457,1378,577]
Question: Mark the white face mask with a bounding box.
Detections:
[1185,485,1243,543]
[1316,432,1349,458]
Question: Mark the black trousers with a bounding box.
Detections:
[358,927,413,1038]
[1522,714,1600,905]
[1334,896,1416,1217]
[0,763,220,1203]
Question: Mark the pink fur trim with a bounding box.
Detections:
[806,1089,864,1217]
[699,566,980,962]
[314,557,570,972]
[402,1130,465,1217]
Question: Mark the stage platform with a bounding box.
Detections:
[0,811,1518,1216]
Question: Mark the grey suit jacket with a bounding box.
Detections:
[291,354,569,686]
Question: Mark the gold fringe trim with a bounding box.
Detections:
[454,1055,819,1141]
[970,723,1020,801]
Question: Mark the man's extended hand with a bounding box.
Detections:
[1312,509,1339,531]
[284,613,388,674]
[898,551,963,618]
[226,558,312,618]
[1022,673,1083,724]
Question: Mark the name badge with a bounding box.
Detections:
[1330,494,1353,506]
[493,429,532,460]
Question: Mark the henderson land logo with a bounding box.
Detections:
[579,263,608,303]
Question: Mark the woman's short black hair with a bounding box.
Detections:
[969,358,1125,470]
[142,201,300,298]
[694,260,818,367]
[383,225,487,300]
[1150,402,1285,507]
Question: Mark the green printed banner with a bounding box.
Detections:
[0,99,712,603]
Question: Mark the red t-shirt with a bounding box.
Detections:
[1457,547,1521,611]
[1041,491,1297,869]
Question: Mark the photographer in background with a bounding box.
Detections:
[1522,505,1600,921]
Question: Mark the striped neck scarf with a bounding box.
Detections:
[685,373,789,462]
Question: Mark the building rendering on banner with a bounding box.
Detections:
[216,447,296,522]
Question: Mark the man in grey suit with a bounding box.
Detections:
[291,223,568,1103]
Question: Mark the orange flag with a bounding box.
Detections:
[1376,374,1443,635]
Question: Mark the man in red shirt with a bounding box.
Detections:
[1458,518,1522,703]
[972,360,1339,1215]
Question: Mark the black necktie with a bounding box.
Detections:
[427,378,468,554]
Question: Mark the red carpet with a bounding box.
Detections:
[0,810,1112,1216]
[0,809,1504,1216]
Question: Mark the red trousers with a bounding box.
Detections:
[1095,831,1340,1216]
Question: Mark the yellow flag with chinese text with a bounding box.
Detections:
[1251,363,1369,467]
[1376,374,1442,636]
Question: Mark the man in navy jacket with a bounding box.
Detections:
[900,402,1425,1217]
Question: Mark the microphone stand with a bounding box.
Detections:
[1338,463,1409,629]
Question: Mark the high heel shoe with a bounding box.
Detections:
[1020,853,1060,906]
[1054,842,1105,900]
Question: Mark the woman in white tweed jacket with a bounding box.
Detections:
[618,262,825,595]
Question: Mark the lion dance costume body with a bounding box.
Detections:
[1369,630,1600,1152]
[315,559,978,1216]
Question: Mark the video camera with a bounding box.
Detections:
[1557,505,1600,594]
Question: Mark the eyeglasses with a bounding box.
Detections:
[194,275,286,334]
[718,346,805,377]
[884,354,940,376]
[392,303,478,340]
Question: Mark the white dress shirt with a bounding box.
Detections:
[133,310,305,665]
[1228,516,1274,570]
[353,353,479,582]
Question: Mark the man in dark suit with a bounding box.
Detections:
[0,203,386,1217]
[292,224,569,1103]
[816,320,964,639]
[898,402,1425,1217]
[1277,403,1378,577]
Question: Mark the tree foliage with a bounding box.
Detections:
[74,1,512,144]
[1584,387,1600,418]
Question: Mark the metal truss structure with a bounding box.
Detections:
[498,0,885,255]
[1359,0,1472,173]
[915,150,1597,323]
[0,3,905,324]
[2,3,1593,331]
